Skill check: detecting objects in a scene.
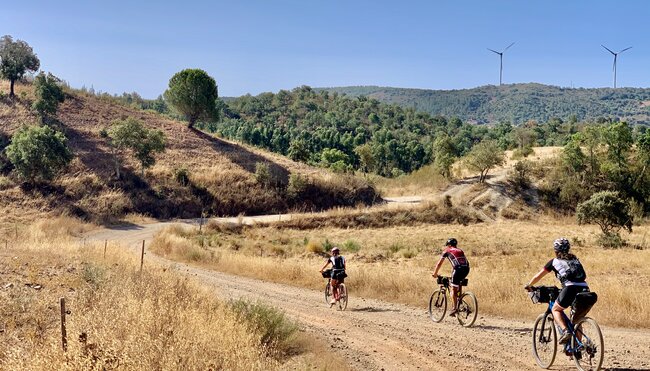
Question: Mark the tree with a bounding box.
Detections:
[432,134,456,179]
[107,118,166,177]
[288,139,310,162]
[462,140,504,182]
[5,125,72,183]
[0,35,40,98]
[32,72,65,120]
[576,191,632,246]
[354,143,375,174]
[164,69,218,128]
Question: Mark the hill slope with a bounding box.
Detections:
[319,83,650,125]
[0,82,378,225]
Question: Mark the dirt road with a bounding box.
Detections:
[85,230,650,370]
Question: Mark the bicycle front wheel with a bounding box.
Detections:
[428,289,446,322]
[532,313,557,369]
[572,317,604,371]
[324,283,332,305]
[337,284,348,311]
[456,291,478,327]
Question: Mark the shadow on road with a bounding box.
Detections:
[103,221,146,231]
[474,324,530,333]
[350,307,400,313]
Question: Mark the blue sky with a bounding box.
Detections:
[3,1,650,98]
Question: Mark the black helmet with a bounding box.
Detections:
[553,238,570,253]
[445,238,458,247]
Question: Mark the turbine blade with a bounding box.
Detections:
[504,42,515,52]
[619,46,632,53]
[487,48,500,54]
[601,45,615,55]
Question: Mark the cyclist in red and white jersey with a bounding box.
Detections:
[432,238,470,316]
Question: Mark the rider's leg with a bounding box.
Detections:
[331,279,339,301]
[451,284,460,311]
[552,301,572,344]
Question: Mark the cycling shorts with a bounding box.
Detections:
[451,265,469,287]
[557,285,590,309]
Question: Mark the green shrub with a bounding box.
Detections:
[597,232,625,249]
[254,162,271,186]
[5,124,73,183]
[32,72,65,119]
[343,239,361,253]
[172,166,190,186]
[228,299,298,356]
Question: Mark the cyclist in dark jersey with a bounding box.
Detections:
[432,238,470,316]
[320,246,346,305]
[525,238,591,344]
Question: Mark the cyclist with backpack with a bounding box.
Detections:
[432,238,470,317]
[320,246,347,305]
[525,238,592,345]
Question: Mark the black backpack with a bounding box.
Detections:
[562,258,587,282]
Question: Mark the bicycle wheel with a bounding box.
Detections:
[428,289,447,322]
[324,283,332,305]
[337,284,348,311]
[532,313,557,369]
[572,317,604,371]
[456,291,478,327]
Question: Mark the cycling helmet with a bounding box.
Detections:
[331,246,340,253]
[553,238,570,253]
[445,238,458,247]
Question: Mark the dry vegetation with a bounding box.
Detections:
[0,81,379,226]
[0,217,344,370]
[151,216,650,329]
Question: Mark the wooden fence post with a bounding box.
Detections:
[140,240,145,272]
[104,240,107,259]
[60,297,67,352]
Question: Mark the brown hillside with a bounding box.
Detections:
[0,82,379,226]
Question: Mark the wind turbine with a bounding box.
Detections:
[601,45,632,88]
[487,42,515,86]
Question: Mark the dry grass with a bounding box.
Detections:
[0,218,341,370]
[152,217,650,329]
[374,163,449,196]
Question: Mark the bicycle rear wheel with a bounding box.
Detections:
[428,289,446,322]
[337,284,348,311]
[456,291,478,327]
[532,313,557,369]
[572,317,604,371]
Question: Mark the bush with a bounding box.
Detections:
[32,72,65,119]
[342,239,361,253]
[512,146,534,159]
[287,173,308,199]
[228,299,298,356]
[597,232,625,249]
[254,162,271,186]
[172,166,190,186]
[577,191,633,247]
[305,239,323,254]
[5,124,73,183]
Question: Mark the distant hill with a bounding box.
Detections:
[317,84,650,125]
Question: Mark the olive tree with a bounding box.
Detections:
[5,125,73,183]
[462,140,504,182]
[576,191,632,247]
[106,118,166,178]
[0,35,40,98]
[164,69,218,128]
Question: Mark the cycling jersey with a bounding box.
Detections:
[329,256,346,270]
[442,246,469,268]
[543,258,588,287]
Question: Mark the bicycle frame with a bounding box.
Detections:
[540,298,590,357]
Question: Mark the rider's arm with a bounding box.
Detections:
[319,259,331,273]
[432,255,445,277]
[526,268,549,287]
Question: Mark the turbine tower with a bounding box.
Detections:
[487,42,515,86]
[602,45,632,88]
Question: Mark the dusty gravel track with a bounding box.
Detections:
[85,229,650,370]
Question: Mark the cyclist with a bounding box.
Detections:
[432,238,470,316]
[320,246,347,305]
[525,238,590,345]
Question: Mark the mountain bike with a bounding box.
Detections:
[322,269,348,311]
[527,286,603,371]
[428,276,478,327]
